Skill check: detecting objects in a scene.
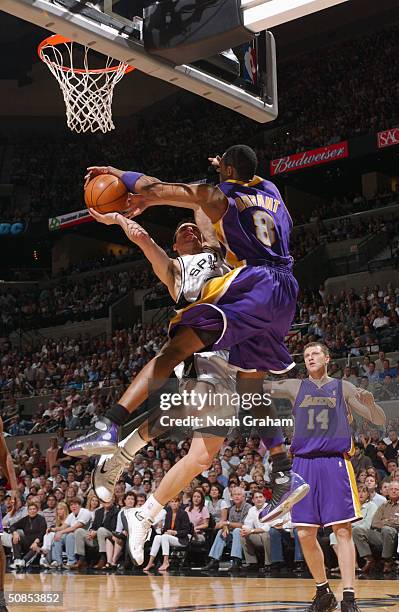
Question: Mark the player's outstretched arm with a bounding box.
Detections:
[128,182,228,224]
[85,166,227,223]
[194,208,220,251]
[0,417,18,497]
[84,166,160,190]
[344,381,386,425]
[88,209,179,300]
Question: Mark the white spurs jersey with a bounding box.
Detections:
[175,248,229,309]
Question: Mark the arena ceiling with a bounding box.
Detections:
[0,0,398,117]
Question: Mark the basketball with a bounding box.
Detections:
[84,174,128,213]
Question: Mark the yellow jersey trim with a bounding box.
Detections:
[213,218,245,269]
[224,175,264,187]
[344,458,362,519]
[169,267,243,327]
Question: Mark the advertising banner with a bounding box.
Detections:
[48,209,92,231]
[377,127,399,149]
[270,141,349,175]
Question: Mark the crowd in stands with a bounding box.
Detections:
[1,279,399,409]
[2,187,397,335]
[2,424,399,576]
[61,188,399,281]
[2,24,398,223]
[0,323,165,404]
[0,266,157,334]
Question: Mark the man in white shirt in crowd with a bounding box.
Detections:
[364,475,388,508]
[236,463,253,485]
[51,498,92,569]
[372,309,389,330]
[240,491,271,572]
[366,362,380,384]
[221,447,240,477]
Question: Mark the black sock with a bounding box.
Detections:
[99,552,106,561]
[343,589,355,601]
[316,581,331,596]
[271,451,292,473]
[105,403,131,426]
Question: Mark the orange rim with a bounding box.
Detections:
[37,34,135,75]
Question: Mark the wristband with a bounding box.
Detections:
[121,171,144,193]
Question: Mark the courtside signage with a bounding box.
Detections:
[377,127,399,149]
[49,209,93,231]
[270,141,349,175]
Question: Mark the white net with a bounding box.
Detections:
[39,37,132,134]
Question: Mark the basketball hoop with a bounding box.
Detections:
[38,34,135,134]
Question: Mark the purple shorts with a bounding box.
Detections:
[291,455,362,527]
[169,264,298,373]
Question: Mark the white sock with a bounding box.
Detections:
[119,428,147,455]
[140,494,163,520]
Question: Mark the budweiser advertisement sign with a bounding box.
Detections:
[270,141,349,176]
[377,127,399,149]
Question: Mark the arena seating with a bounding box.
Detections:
[1,24,398,222]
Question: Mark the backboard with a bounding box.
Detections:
[1,0,348,123]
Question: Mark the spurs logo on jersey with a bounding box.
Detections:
[175,249,229,309]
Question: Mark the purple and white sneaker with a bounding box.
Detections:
[259,471,309,523]
[63,417,119,457]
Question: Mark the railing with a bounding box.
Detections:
[292,200,399,236]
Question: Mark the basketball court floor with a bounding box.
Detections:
[5,573,399,611]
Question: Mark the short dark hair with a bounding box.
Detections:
[173,220,199,243]
[222,145,258,181]
[304,342,330,356]
[123,491,137,503]
[209,482,223,497]
[27,501,40,510]
[69,497,82,506]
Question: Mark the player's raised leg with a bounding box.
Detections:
[64,326,207,456]
[125,433,224,565]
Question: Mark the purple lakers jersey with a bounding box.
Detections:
[291,378,353,457]
[215,177,293,268]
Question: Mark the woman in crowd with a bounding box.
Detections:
[143,496,191,572]
[366,467,381,484]
[86,494,100,518]
[39,501,69,568]
[105,491,137,570]
[205,484,229,530]
[357,469,368,485]
[186,488,210,543]
[65,486,77,506]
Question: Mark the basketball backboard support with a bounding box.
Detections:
[2,0,347,123]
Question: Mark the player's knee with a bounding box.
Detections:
[296,528,316,543]
[333,524,352,542]
[156,342,188,367]
[184,449,213,473]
